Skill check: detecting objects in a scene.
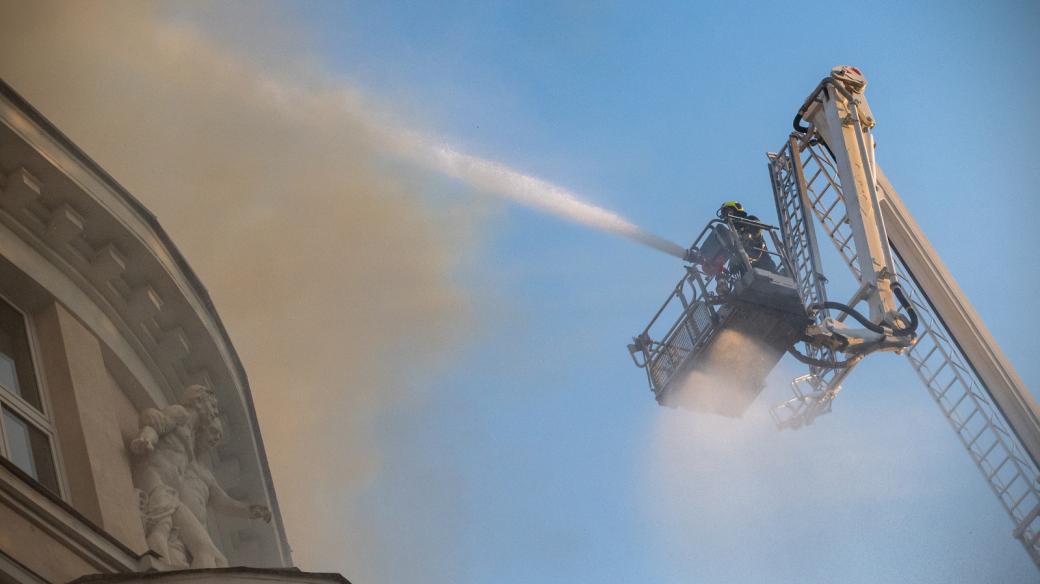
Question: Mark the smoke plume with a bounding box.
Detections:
[0,1,475,580]
[0,3,685,581]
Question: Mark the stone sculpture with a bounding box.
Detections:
[129,385,271,568]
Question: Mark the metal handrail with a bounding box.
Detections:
[629,216,792,394]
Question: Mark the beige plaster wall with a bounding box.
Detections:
[0,502,97,582]
[35,302,147,554]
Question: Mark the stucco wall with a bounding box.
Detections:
[0,500,98,583]
[35,302,147,553]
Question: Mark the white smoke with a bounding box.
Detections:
[0,3,679,580]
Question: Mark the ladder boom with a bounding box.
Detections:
[802,72,898,323]
[770,66,1040,568]
[878,169,1040,468]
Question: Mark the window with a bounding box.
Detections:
[0,296,60,495]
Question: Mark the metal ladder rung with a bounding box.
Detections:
[1010,488,1036,513]
[810,183,833,205]
[914,342,940,365]
[989,456,1013,481]
[955,407,981,433]
[813,190,838,210]
[928,329,954,347]
[819,197,842,223]
[937,376,959,399]
[944,385,972,413]
[927,362,952,389]
[917,359,947,381]
[998,470,1024,497]
[966,422,992,449]
[821,203,847,223]
[824,206,848,223]
[990,423,1017,444]
[977,438,1003,464]
[805,166,824,187]
[1027,529,1040,548]
[915,338,940,361]
[824,193,846,214]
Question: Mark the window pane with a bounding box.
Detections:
[2,406,58,494]
[2,406,35,476]
[0,353,17,394]
[0,299,41,410]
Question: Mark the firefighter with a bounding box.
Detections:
[717,201,777,272]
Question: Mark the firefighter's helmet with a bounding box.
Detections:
[718,201,745,218]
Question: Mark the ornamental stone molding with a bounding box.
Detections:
[71,567,352,584]
[0,80,290,569]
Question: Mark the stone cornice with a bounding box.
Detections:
[0,457,146,574]
[0,79,291,566]
[71,567,352,584]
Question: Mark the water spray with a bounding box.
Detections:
[386,130,687,259]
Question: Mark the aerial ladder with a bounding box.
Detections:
[627,66,1040,568]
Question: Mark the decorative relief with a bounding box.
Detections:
[129,385,271,568]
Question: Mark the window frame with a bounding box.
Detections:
[0,291,68,499]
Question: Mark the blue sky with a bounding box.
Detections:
[3,1,1039,582]
[253,2,1040,583]
[163,1,1038,582]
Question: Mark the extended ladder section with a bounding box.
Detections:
[767,69,1040,565]
[881,173,1040,566]
[897,252,1040,562]
[768,135,858,428]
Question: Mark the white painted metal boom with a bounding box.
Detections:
[769,67,1040,568]
[878,171,1040,467]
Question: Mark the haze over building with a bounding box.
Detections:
[0,81,347,584]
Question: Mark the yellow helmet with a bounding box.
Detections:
[718,201,746,218]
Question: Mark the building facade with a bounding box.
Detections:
[0,80,298,582]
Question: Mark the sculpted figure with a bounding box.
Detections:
[129,385,270,568]
[182,418,272,529]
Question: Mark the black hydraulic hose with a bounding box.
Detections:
[890,282,919,336]
[793,113,809,134]
[811,301,887,334]
[787,346,855,369]
[812,136,837,162]
[810,283,919,337]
